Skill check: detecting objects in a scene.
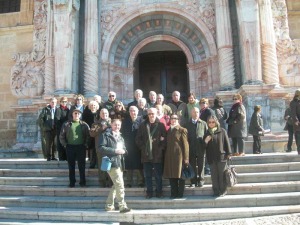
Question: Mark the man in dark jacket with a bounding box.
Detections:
[136,107,166,198]
[185,107,207,187]
[290,89,300,155]
[39,97,58,161]
[98,119,131,213]
[60,109,90,188]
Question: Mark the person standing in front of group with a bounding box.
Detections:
[59,109,90,188]
[204,115,231,197]
[249,105,265,154]
[39,97,58,161]
[163,113,189,199]
[290,89,300,155]
[136,108,166,199]
[98,119,131,213]
[185,107,207,187]
[226,94,247,156]
[284,106,294,152]
[54,96,69,161]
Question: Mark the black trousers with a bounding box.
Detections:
[232,137,245,154]
[66,144,86,185]
[169,178,185,198]
[44,130,56,159]
[56,129,67,160]
[253,135,261,153]
[210,161,227,196]
[189,154,205,185]
[287,124,294,151]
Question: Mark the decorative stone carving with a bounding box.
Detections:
[10,0,47,97]
[272,0,300,86]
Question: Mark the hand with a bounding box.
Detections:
[160,136,165,141]
[115,149,125,155]
[184,159,189,165]
[296,121,299,126]
[205,135,212,144]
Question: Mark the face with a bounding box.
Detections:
[138,100,146,109]
[149,92,156,102]
[90,103,98,113]
[100,110,109,120]
[172,92,180,102]
[108,92,116,101]
[156,107,163,116]
[129,108,138,119]
[156,95,164,105]
[170,115,179,126]
[76,97,83,105]
[147,109,157,122]
[111,120,122,132]
[72,111,81,121]
[188,95,195,104]
[233,96,240,103]
[207,119,216,128]
[114,103,122,111]
[60,99,67,107]
[200,101,207,109]
[191,108,200,120]
[94,96,101,103]
[135,91,142,100]
[50,100,57,108]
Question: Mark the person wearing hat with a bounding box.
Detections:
[290,89,300,155]
[59,108,90,187]
[54,96,70,161]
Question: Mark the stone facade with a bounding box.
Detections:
[0,0,299,149]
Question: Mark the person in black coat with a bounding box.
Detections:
[54,96,69,161]
[121,106,144,187]
[248,105,264,154]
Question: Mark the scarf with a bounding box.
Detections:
[60,105,68,110]
[208,127,217,135]
[146,123,158,160]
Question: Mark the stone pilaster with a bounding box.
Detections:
[53,0,79,94]
[236,0,262,84]
[215,0,235,90]
[83,0,99,97]
[259,0,280,85]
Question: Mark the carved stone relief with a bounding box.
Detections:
[11,0,47,97]
[272,0,300,85]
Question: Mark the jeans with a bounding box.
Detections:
[143,162,163,195]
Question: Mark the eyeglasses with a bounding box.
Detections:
[233,98,238,100]
[148,113,155,115]
[109,95,115,97]
[76,98,82,101]
[170,117,179,120]
[200,102,206,104]
[115,105,121,107]
[208,121,215,124]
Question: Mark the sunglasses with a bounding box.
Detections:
[109,95,115,97]
[200,102,207,104]
[76,98,82,101]
[233,98,238,100]
[208,121,216,124]
[170,117,179,120]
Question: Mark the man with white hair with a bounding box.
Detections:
[136,108,166,199]
[168,91,188,126]
[128,89,143,109]
[156,93,172,116]
[93,95,103,109]
[147,91,157,108]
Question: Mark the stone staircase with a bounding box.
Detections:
[0,152,299,224]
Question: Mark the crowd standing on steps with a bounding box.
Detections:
[37,87,299,212]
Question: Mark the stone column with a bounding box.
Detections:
[44,0,55,95]
[215,0,235,90]
[53,0,79,94]
[259,0,280,85]
[236,0,262,84]
[83,0,99,96]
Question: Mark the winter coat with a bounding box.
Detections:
[200,107,215,123]
[203,127,231,165]
[163,125,189,179]
[59,120,90,148]
[284,107,293,131]
[185,118,207,157]
[168,101,188,126]
[248,112,264,136]
[39,105,57,131]
[121,116,144,170]
[290,98,300,132]
[135,118,167,163]
[226,103,247,138]
[98,130,126,170]
[212,106,228,129]
[54,105,69,133]
[89,118,111,152]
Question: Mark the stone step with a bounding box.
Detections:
[0,205,299,223]
[0,192,300,209]
[0,170,299,186]
[0,181,299,197]
[0,161,299,177]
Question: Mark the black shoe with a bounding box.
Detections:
[46,158,51,161]
[219,191,227,197]
[51,158,58,161]
[125,184,132,188]
[197,182,204,187]
[68,184,75,188]
[189,184,195,187]
[145,194,152,199]
[80,184,86,187]
[286,149,292,152]
[156,193,163,198]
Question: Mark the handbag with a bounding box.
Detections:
[100,156,112,171]
[181,163,195,180]
[224,159,238,187]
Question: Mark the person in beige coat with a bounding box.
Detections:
[163,113,189,198]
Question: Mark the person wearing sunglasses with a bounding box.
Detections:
[226,94,247,156]
[54,96,70,161]
[103,91,119,118]
[204,115,231,197]
[163,114,189,199]
[111,101,127,120]
[60,109,90,188]
[127,89,143,109]
[68,94,85,120]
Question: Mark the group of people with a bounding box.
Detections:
[37,88,300,213]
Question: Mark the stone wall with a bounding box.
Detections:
[286,0,300,39]
[0,0,34,148]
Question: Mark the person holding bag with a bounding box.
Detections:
[204,115,231,197]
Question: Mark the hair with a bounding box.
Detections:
[50,97,57,102]
[135,89,143,97]
[207,115,220,128]
[147,107,157,114]
[114,100,126,111]
[100,108,109,114]
[157,94,164,100]
[254,105,261,112]
[60,96,67,102]
[200,98,208,104]
[214,96,223,108]
[191,107,200,113]
[149,91,157,97]
[88,100,100,111]
[170,112,178,118]
[75,94,84,102]
[129,105,138,112]
[138,98,147,105]
[108,91,116,97]
[188,92,196,99]
[111,118,122,124]
[233,94,242,102]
